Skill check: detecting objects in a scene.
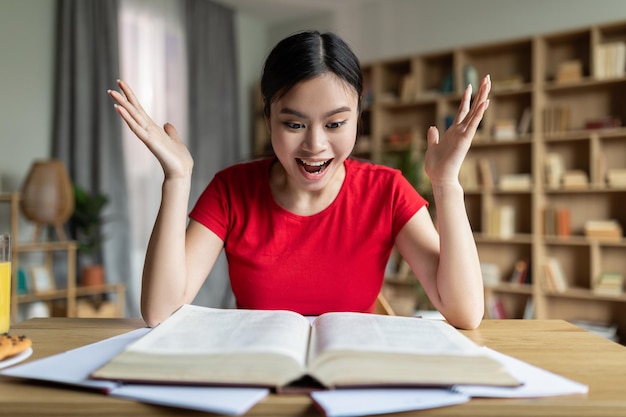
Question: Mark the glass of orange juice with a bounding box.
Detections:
[0,234,11,334]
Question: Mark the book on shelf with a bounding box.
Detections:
[486,205,515,239]
[593,272,624,296]
[492,118,517,141]
[509,259,531,285]
[555,60,583,84]
[477,158,496,189]
[487,296,507,319]
[543,207,571,237]
[480,262,501,286]
[517,107,532,136]
[543,257,568,293]
[561,170,588,190]
[607,168,626,187]
[499,173,532,191]
[584,116,622,130]
[584,219,623,241]
[399,74,417,102]
[91,305,520,390]
[489,74,523,91]
[522,298,535,320]
[544,153,565,189]
[543,106,570,134]
[594,41,626,80]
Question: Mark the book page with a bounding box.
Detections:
[308,313,483,364]
[306,313,519,388]
[128,305,311,366]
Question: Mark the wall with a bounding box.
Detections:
[0,0,55,195]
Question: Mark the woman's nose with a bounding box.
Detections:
[302,125,328,153]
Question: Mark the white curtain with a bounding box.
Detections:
[118,0,188,317]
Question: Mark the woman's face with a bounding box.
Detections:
[268,73,359,193]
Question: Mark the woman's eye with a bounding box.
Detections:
[326,121,346,129]
[285,122,304,129]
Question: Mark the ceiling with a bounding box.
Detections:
[213,0,370,24]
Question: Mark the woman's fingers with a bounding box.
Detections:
[117,80,148,116]
[112,101,148,140]
[457,75,491,132]
[108,80,163,142]
[466,75,491,122]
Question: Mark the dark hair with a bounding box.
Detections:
[261,31,363,118]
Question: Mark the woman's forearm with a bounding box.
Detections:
[431,180,484,328]
[141,176,192,326]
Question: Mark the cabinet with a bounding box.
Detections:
[0,192,125,322]
[362,21,626,332]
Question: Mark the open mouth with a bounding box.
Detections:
[296,158,333,175]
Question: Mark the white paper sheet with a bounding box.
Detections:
[111,384,269,415]
[454,347,589,398]
[0,328,269,415]
[311,388,469,417]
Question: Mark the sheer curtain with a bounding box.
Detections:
[118,0,188,317]
[119,0,238,315]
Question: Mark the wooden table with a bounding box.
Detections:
[1,318,626,416]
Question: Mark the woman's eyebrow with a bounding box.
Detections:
[279,106,352,119]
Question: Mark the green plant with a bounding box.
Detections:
[397,139,434,214]
[70,184,108,260]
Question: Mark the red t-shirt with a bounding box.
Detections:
[189,158,427,315]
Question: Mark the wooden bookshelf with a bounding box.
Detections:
[252,20,626,337]
[371,20,626,334]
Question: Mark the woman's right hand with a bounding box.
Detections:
[108,80,194,180]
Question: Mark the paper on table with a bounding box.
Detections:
[111,385,270,416]
[0,328,269,416]
[311,388,469,417]
[454,347,589,398]
[310,345,588,417]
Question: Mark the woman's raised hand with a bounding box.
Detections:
[424,74,491,186]
[108,80,194,180]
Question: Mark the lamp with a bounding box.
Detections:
[20,159,74,241]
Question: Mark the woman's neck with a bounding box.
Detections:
[269,159,346,216]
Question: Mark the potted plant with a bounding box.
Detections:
[70,184,108,287]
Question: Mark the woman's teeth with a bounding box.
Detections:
[297,158,332,174]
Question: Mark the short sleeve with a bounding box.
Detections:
[391,172,429,239]
[189,174,230,241]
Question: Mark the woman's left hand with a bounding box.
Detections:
[424,74,491,186]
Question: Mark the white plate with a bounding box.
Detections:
[0,347,33,370]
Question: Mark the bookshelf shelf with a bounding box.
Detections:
[545,287,626,303]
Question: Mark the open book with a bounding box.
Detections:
[91,305,519,390]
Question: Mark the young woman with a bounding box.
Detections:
[109,31,491,329]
